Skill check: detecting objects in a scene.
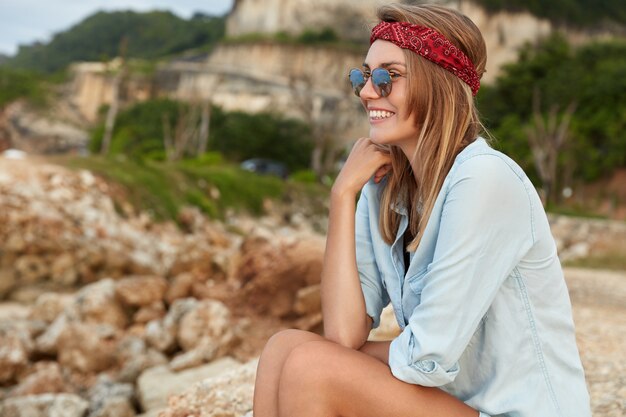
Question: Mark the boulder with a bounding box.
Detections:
[293,284,321,316]
[57,322,119,373]
[367,304,401,342]
[10,361,70,396]
[233,233,325,317]
[160,359,258,417]
[0,393,88,417]
[115,335,168,383]
[145,298,197,353]
[87,375,136,417]
[14,255,49,285]
[115,275,167,307]
[177,299,232,352]
[137,357,240,413]
[30,292,74,323]
[50,253,78,286]
[75,279,128,329]
[0,323,32,384]
[133,301,166,324]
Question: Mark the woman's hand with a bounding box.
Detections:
[332,138,392,197]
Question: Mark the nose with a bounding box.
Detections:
[359,76,380,100]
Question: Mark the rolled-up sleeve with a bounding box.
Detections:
[356,182,390,329]
[388,155,536,386]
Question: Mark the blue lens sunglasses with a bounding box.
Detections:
[348,67,403,97]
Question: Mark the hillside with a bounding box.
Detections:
[473,0,626,27]
[3,11,226,73]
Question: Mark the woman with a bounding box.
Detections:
[252,3,590,417]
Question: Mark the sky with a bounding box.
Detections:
[0,0,234,56]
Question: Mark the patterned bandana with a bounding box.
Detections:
[370,21,480,96]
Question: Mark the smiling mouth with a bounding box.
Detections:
[369,110,395,120]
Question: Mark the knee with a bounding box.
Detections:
[259,329,321,363]
[280,341,335,388]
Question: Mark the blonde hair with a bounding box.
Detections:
[375,3,488,251]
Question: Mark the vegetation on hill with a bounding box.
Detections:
[223,27,367,53]
[478,34,626,196]
[56,154,328,222]
[61,156,283,220]
[4,11,225,73]
[473,0,626,27]
[0,68,49,108]
[88,99,314,172]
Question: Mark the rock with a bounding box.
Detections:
[0,323,32,384]
[133,301,165,324]
[0,302,31,321]
[10,361,70,396]
[0,393,89,417]
[165,273,195,304]
[144,319,176,354]
[137,357,240,413]
[145,298,197,353]
[115,335,168,383]
[368,304,401,341]
[160,359,258,417]
[57,322,119,373]
[14,255,49,285]
[0,267,16,297]
[75,279,128,329]
[293,284,321,316]
[115,276,167,307]
[35,312,73,355]
[233,233,325,317]
[293,312,323,332]
[50,253,78,286]
[169,345,214,372]
[177,299,232,352]
[30,292,74,323]
[87,375,135,417]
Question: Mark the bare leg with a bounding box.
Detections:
[253,329,389,417]
[253,329,327,417]
[277,340,479,417]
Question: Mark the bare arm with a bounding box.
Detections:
[321,138,391,349]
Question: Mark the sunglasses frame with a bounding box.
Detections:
[348,67,402,98]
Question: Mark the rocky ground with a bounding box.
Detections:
[566,268,626,417]
[0,155,624,417]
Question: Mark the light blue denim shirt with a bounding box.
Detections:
[356,138,591,417]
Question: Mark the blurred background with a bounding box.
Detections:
[0,1,624,417]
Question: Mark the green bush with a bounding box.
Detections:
[290,169,318,183]
[0,68,48,108]
[62,156,287,220]
[297,28,339,44]
[474,0,626,26]
[89,99,314,172]
[478,34,626,184]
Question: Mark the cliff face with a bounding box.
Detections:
[157,42,370,143]
[226,0,554,84]
[226,0,380,42]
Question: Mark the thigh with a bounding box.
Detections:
[279,340,478,417]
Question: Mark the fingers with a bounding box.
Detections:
[374,163,392,183]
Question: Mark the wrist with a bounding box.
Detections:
[331,182,359,201]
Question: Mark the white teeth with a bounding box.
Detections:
[369,110,394,119]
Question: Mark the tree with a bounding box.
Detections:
[524,88,577,206]
[101,38,128,155]
[288,73,360,178]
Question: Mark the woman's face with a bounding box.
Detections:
[360,40,419,150]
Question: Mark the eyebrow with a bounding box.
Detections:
[362,61,407,68]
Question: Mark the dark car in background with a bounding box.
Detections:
[240,158,289,179]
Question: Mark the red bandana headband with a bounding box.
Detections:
[370,21,480,96]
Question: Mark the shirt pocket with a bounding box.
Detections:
[401,268,428,323]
